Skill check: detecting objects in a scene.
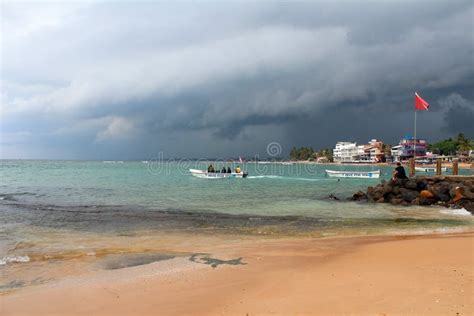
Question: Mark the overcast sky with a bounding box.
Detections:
[1,1,473,160]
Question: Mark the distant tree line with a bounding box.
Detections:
[289,146,333,161]
[428,133,473,156]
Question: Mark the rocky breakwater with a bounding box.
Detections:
[351,176,474,214]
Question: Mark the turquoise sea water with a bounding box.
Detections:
[0,160,472,291]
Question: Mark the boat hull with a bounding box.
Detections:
[415,167,447,172]
[189,169,248,179]
[325,170,380,179]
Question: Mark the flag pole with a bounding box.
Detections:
[414,110,417,160]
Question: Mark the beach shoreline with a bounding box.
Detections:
[283,160,473,170]
[2,232,473,315]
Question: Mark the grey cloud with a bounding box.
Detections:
[440,94,474,137]
[1,1,473,159]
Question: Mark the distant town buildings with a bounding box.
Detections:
[391,136,427,161]
[333,139,384,163]
[329,134,471,163]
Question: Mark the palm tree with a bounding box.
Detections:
[456,133,473,154]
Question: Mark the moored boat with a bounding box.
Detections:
[415,166,447,172]
[189,169,248,179]
[325,169,380,179]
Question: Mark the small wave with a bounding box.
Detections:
[439,208,472,216]
[0,255,30,266]
[247,175,282,179]
[247,175,323,182]
[0,195,17,201]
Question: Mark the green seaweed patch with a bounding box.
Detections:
[189,253,247,268]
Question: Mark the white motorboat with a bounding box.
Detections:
[325,169,381,179]
[189,169,248,179]
[415,166,447,172]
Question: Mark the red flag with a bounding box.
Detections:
[415,92,429,110]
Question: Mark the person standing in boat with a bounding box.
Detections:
[227,166,231,173]
[207,164,215,173]
[235,165,241,173]
[392,162,407,180]
[221,166,227,173]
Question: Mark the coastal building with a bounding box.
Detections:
[391,145,403,161]
[316,156,330,163]
[366,139,384,162]
[334,139,385,163]
[333,142,359,163]
[391,136,427,161]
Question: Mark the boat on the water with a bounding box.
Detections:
[325,169,380,179]
[415,166,447,172]
[189,169,248,179]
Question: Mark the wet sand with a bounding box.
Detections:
[1,233,473,315]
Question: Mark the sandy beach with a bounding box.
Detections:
[2,232,473,316]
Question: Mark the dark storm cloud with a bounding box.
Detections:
[1,1,473,159]
[440,94,474,137]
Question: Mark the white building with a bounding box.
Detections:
[334,139,385,163]
[333,142,361,163]
[391,145,403,161]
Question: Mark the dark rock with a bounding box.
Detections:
[461,202,474,215]
[400,188,419,203]
[352,176,474,209]
[370,187,384,201]
[462,188,474,200]
[416,180,428,191]
[384,193,396,202]
[405,179,418,190]
[381,182,394,194]
[419,197,437,205]
[350,191,367,201]
[392,186,401,195]
[429,182,452,202]
[437,193,451,202]
[390,198,403,205]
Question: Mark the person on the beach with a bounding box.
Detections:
[392,162,407,180]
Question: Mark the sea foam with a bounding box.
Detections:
[0,255,30,265]
[439,208,472,216]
